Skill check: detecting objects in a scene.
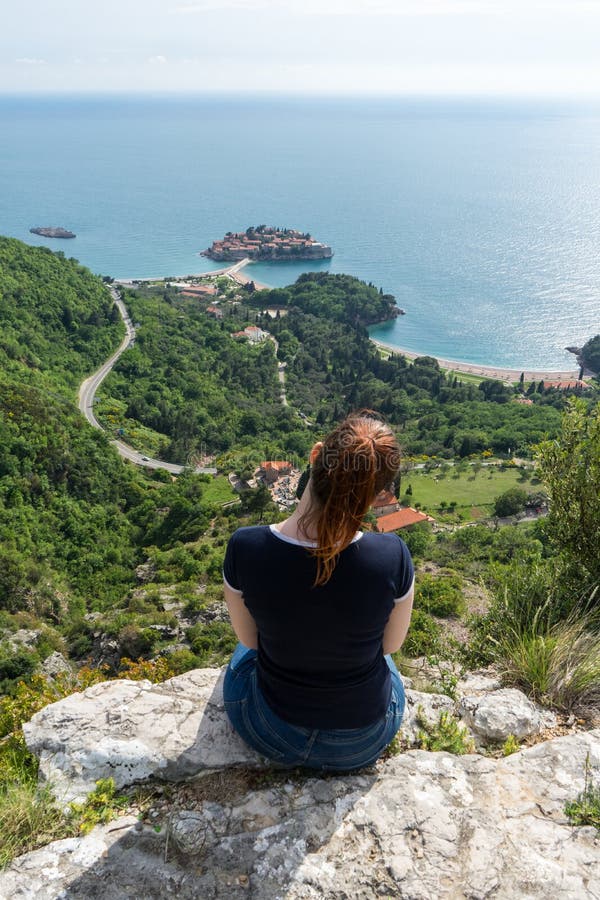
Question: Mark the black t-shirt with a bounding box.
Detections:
[223,525,414,729]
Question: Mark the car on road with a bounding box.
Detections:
[141,456,150,461]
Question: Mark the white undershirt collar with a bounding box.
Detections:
[269,523,364,548]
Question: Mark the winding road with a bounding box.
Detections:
[77,287,217,475]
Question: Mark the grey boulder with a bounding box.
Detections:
[458,687,544,742]
[23,669,265,806]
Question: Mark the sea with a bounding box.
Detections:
[1,94,599,371]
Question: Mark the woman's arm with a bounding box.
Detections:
[223,581,258,650]
[382,581,415,655]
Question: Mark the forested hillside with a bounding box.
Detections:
[0,241,263,694]
[0,237,122,391]
[93,272,589,469]
[96,290,286,463]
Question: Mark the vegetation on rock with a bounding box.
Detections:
[416,708,476,754]
[565,754,600,832]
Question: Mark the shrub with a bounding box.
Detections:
[401,523,432,559]
[490,608,600,711]
[118,657,176,682]
[67,633,94,659]
[565,754,600,832]
[468,559,579,666]
[416,573,465,618]
[401,609,441,657]
[416,709,475,754]
[0,650,37,693]
[425,656,460,699]
[68,778,128,835]
[117,625,155,660]
[502,734,520,756]
[162,648,200,675]
[186,621,237,666]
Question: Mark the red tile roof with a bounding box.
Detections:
[544,380,590,390]
[375,507,433,532]
[180,284,217,295]
[373,489,397,509]
[259,460,292,472]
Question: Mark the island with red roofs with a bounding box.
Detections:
[202,225,333,262]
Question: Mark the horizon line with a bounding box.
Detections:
[1,89,599,103]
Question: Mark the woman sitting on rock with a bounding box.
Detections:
[222,410,414,771]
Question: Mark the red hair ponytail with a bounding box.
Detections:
[299,411,401,586]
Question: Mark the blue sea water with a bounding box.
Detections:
[1,94,599,370]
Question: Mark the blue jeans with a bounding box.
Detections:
[223,643,405,772]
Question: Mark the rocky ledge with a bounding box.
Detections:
[1,668,598,899]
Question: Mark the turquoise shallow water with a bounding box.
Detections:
[1,95,599,369]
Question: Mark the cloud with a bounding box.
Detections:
[171,0,600,14]
[172,1,496,14]
[147,55,168,64]
[15,57,46,65]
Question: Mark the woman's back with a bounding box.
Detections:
[223,524,413,728]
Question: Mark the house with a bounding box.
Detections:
[244,325,268,343]
[231,325,269,343]
[258,460,292,485]
[543,380,590,391]
[206,305,223,319]
[375,507,434,533]
[372,489,399,516]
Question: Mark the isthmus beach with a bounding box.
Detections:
[370,339,582,384]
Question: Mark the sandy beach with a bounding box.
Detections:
[370,338,582,383]
[227,269,271,291]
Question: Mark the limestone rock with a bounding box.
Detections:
[455,669,503,695]
[2,731,599,899]
[6,628,40,651]
[134,560,156,583]
[459,687,542,741]
[23,669,265,805]
[39,651,72,678]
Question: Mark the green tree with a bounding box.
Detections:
[493,487,528,517]
[536,399,600,583]
[580,334,600,374]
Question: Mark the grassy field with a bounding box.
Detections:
[442,369,489,386]
[400,465,539,518]
[201,475,237,505]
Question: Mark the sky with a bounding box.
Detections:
[2,0,600,96]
